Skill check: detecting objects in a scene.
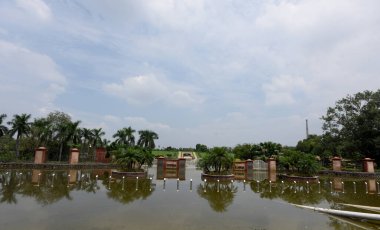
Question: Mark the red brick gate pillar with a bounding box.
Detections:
[363,158,375,173]
[332,157,342,171]
[69,148,80,164]
[34,147,47,164]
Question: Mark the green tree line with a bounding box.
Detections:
[0,111,158,162]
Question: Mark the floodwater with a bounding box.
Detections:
[0,167,380,230]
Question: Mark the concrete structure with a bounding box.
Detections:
[332,157,342,171]
[95,147,110,163]
[363,158,375,173]
[267,158,277,182]
[69,148,80,164]
[157,157,186,180]
[267,158,276,172]
[34,147,47,164]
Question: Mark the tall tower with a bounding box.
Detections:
[306,119,309,139]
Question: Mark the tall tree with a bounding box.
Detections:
[92,128,105,148]
[56,120,81,161]
[113,127,135,147]
[30,118,52,147]
[137,130,158,149]
[0,114,8,137]
[81,128,94,155]
[8,113,32,158]
[322,90,380,162]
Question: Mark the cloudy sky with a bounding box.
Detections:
[1,0,379,148]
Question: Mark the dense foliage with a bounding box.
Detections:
[197,147,234,174]
[233,142,282,160]
[278,149,321,176]
[0,111,159,162]
[321,89,380,163]
[113,147,154,170]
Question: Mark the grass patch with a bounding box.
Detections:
[152,150,178,158]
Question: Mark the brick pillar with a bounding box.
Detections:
[245,159,253,171]
[32,170,42,184]
[363,158,375,173]
[157,157,165,180]
[267,158,276,182]
[34,147,47,164]
[95,147,107,163]
[267,158,276,171]
[368,179,377,194]
[69,148,80,164]
[332,157,342,171]
[178,158,186,180]
[333,177,343,192]
[68,170,78,184]
[245,159,254,181]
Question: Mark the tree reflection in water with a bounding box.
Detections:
[197,181,237,212]
[0,170,99,205]
[104,177,154,204]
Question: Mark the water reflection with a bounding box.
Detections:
[1,169,380,229]
[103,177,154,204]
[197,180,238,212]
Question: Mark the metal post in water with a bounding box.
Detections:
[37,173,41,187]
[163,178,166,191]
[281,180,284,193]
[365,182,368,194]
[67,174,71,188]
[204,179,207,193]
[108,176,112,190]
[377,182,379,194]
[190,179,192,192]
[330,181,333,194]
[342,181,345,194]
[306,181,309,193]
[51,173,55,188]
[122,176,125,191]
[269,181,272,193]
[318,181,320,194]
[149,177,152,191]
[136,177,139,191]
[177,178,179,192]
[257,180,260,192]
[353,182,356,194]
[217,179,220,193]
[294,181,297,193]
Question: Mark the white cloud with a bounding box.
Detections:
[0,39,66,116]
[16,0,52,20]
[124,116,171,131]
[103,74,203,107]
[262,75,309,106]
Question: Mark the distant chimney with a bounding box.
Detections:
[306,119,309,139]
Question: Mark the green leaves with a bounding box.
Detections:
[321,89,380,161]
[114,146,154,170]
[197,147,233,174]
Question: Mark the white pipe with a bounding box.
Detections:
[293,204,380,221]
[338,203,380,213]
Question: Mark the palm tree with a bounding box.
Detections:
[30,118,52,147]
[124,127,135,146]
[0,114,8,137]
[81,128,94,156]
[56,120,81,161]
[92,128,105,148]
[113,127,135,147]
[197,147,233,174]
[8,113,32,158]
[137,130,158,149]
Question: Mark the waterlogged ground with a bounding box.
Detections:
[0,167,380,230]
